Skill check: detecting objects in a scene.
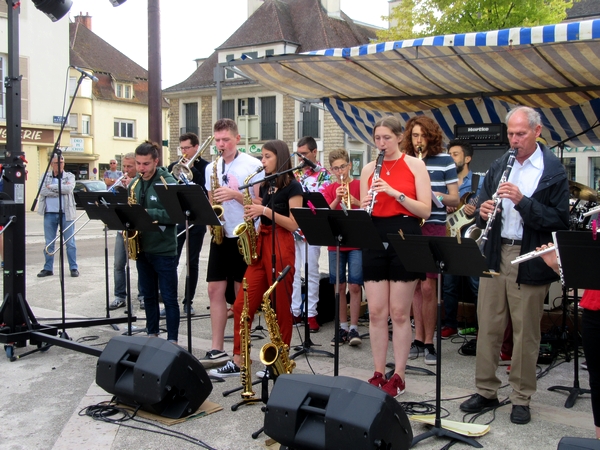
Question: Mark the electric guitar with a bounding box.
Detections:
[446,192,479,237]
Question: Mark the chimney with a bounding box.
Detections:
[321,0,341,18]
[74,12,92,30]
[248,0,264,18]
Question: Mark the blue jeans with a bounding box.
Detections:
[442,274,479,329]
[136,252,179,341]
[113,232,143,300]
[176,223,206,304]
[43,213,77,271]
[328,249,363,285]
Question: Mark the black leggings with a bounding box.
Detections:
[582,308,600,427]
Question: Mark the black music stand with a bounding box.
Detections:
[291,207,384,376]
[548,230,599,408]
[290,192,333,360]
[76,191,127,330]
[155,184,221,353]
[388,234,491,449]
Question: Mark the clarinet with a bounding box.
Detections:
[478,148,518,254]
[365,150,385,216]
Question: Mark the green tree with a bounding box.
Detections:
[377,0,579,42]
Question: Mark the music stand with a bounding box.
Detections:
[547,230,599,408]
[76,191,127,329]
[290,192,333,360]
[291,207,384,375]
[155,184,221,352]
[388,234,491,449]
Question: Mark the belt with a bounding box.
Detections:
[501,238,522,246]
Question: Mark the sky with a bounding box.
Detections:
[68,0,390,89]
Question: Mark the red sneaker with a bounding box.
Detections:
[307,316,320,333]
[440,326,457,339]
[292,315,303,325]
[499,352,512,365]
[368,371,387,388]
[506,365,511,374]
[382,373,405,397]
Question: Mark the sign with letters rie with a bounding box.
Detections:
[0,126,55,144]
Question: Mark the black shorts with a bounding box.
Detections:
[362,215,425,283]
[206,237,247,282]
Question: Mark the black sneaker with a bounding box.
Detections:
[209,361,240,378]
[348,329,362,346]
[330,328,349,346]
[424,346,437,365]
[37,269,53,278]
[109,298,126,310]
[183,304,195,315]
[200,349,230,368]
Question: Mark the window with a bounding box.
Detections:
[222,99,235,120]
[114,119,135,138]
[299,105,320,139]
[266,49,274,57]
[69,113,78,131]
[182,102,198,135]
[82,115,91,135]
[115,82,133,99]
[238,98,255,116]
[225,54,235,79]
[260,96,276,140]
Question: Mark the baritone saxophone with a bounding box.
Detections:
[210,152,225,244]
[125,176,141,260]
[239,278,256,400]
[259,265,295,378]
[233,166,264,265]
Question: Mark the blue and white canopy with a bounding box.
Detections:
[233,19,600,147]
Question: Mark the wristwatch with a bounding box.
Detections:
[397,193,406,203]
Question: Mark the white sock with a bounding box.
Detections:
[340,322,349,331]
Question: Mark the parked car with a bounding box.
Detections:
[73,180,107,209]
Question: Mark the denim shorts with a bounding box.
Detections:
[328,249,363,285]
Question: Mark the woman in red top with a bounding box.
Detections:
[360,116,431,397]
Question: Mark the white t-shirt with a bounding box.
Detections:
[205,152,263,237]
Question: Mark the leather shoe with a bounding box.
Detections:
[70,269,80,277]
[510,405,531,424]
[460,393,500,413]
[37,270,53,278]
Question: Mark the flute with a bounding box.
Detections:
[510,246,555,265]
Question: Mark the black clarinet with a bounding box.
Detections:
[365,150,385,216]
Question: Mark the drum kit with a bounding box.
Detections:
[568,180,599,230]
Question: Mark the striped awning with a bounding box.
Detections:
[233,19,600,147]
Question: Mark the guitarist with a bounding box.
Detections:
[441,140,484,339]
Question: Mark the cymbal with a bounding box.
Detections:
[569,181,598,202]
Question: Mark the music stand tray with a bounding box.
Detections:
[387,234,491,449]
[291,207,384,376]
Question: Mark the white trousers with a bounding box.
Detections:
[291,239,321,317]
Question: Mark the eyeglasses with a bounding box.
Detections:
[178,146,195,152]
[330,163,349,172]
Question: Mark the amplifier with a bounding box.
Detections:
[454,123,508,145]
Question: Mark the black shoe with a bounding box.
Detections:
[460,393,500,413]
[510,405,531,424]
[37,270,53,278]
[70,269,79,277]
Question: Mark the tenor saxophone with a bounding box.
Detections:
[210,153,225,244]
[124,176,141,260]
[233,166,264,265]
[259,266,295,378]
[239,278,256,400]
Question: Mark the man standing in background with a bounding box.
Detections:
[103,159,123,188]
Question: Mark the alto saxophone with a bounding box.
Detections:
[210,152,225,244]
[125,176,141,260]
[259,266,296,378]
[233,166,264,265]
[239,278,256,400]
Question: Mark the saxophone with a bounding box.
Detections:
[233,166,264,265]
[210,152,225,244]
[259,266,296,378]
[124,176,141,260]
[239,278,256,400]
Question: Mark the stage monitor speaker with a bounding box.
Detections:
[469,145,509,175]
[96,335,212,419]
[264,374,412,450]
[557,437,600,450]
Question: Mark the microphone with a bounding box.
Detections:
[296,152,317,170]
[72,66,98,82]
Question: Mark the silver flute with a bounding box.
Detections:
[511,246,555,264]
[108,174,127,193]
[478,148,518,254]
[365,150,385,216]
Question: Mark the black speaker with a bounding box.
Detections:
[557,437,600,450]
[316,274,335,325]
[96,336,212,419]
[264,374,412,450]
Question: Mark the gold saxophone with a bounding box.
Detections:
[239,278,256,400]
[259,266,296,378]
[233,166,264,265]
[125,176,141,260]
[210,153,225,244]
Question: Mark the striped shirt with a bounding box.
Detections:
[424,153,458,224]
